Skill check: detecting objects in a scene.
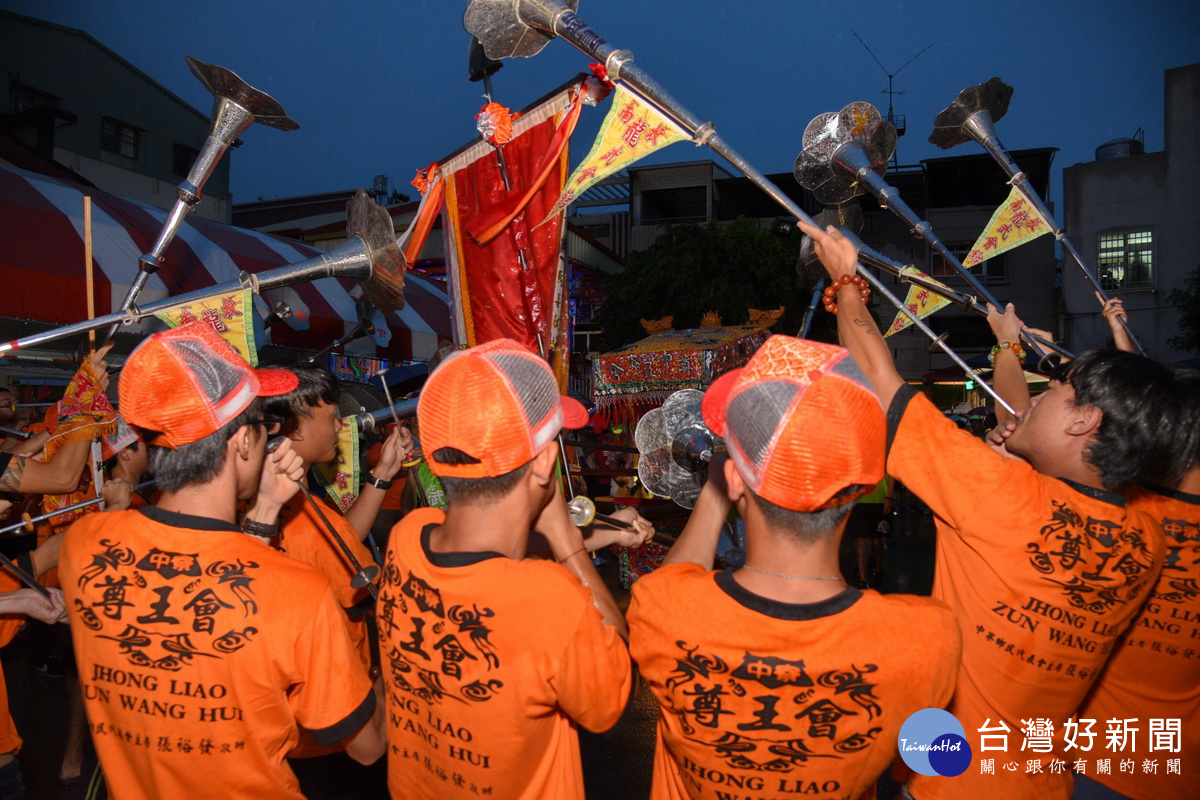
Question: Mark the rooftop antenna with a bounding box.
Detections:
[851,31,938,167]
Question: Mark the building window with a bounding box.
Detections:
[930,244,1007,284]
[1098,230,1154,290]
[173,143,200,178]
[101,118,139,160]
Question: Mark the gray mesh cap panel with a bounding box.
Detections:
[725,380,802,472]
[490,352,559,432]
[170,338,247,405]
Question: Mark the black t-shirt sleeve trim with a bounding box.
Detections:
[307,688,376,746]
[0,452,12,483]
[886,384,919,452]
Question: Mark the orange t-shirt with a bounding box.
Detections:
[60,506,375,800]
[275,493,375,669]
[1077,484,1200,800]
[628,563,961,800]
[378,507,634,799]
[0,570,27,755]
[889,387,1165,800]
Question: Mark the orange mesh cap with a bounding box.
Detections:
[701,335,885,512]
[418,339,588,479]
[119,321,298,449]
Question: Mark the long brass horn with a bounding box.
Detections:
[794,102,1051,362]
[0,191,403,354]
[104,57,299,343]
[930,78,1146,355]
[463,0,821,231]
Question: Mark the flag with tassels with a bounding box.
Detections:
[154,288,258,365]
[312,416,360,513]
[964,187,1050,267]
[884,267,955,337]
[542,84,689,224]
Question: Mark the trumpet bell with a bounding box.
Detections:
[186,56,299,132]
[929,77,1012,150]
[635,389,719,509]
[794,102,896,205]
[463,0,579,60]
[346,189,407,314]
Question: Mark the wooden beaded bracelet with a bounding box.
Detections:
[821,274,871,315]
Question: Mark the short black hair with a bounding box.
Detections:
[1059,349,1189,490]
[146,399,263,492]
[262,363,339,421]
[746,484,865,544]
[1170,367,1200,473]
[434,447,532,505]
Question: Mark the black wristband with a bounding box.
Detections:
[365,474,393,491]
[240,518,278,538]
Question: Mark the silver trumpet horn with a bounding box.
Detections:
[794,102,1051,362]
[105,57,299,343]
[930,78,1146,355]
[354,397,420,435]
[463,0,821,231]
[634,389,724,509]
[0,190,405,354]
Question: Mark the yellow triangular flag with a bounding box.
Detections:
[963,186,1051,267]
[155,288,259,365]
[542,85,689,223]
[885,267,955,337]
[312,415,361,513]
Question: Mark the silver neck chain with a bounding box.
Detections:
[739,564,845,582]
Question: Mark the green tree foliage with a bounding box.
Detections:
[594,217,837,351]
[1167,265,1200,356]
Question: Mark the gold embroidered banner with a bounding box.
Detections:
[885,267,955,337]
[543,85,689,223]
[964,187,1050,266]
[155,288,258,365]
[312,416,360,513]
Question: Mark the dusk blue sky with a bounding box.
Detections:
[4,0,1197,209]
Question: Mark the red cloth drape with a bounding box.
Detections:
[443,113,568,353]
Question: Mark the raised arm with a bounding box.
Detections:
[535,481,628,639]
[0,439,91,495]
[800,224,905,407]
[661,456,733,570]
[344,425,413,540]
[1099,294,1136,353]
[986,303,1033,426]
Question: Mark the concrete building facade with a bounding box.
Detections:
[1063,62,1200,360]
[0,10,230,222]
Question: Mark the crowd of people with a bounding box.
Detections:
[0,224,1194,800]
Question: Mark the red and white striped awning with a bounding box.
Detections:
[0,162,451,360]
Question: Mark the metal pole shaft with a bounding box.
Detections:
[540,8,817,229]
[0,481,156,538]
[969,125,1146,355]
[854,265,1017,417]
[847,234,1074,358]
[854,172,1049,361]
